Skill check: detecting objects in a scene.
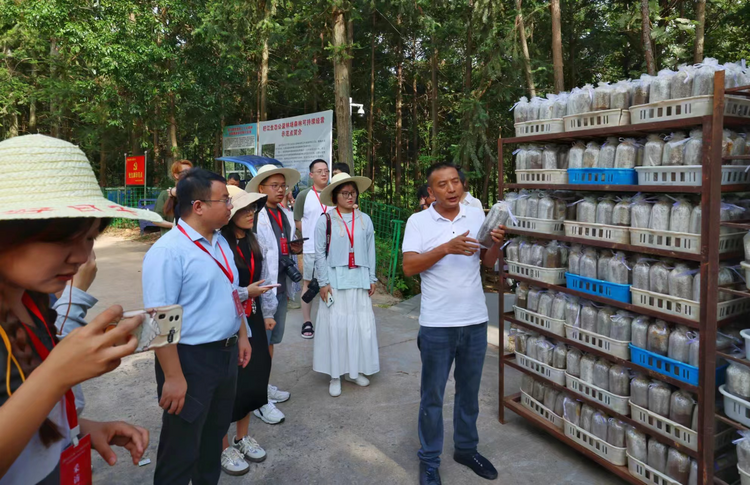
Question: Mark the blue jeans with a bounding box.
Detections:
[417,322,488,468]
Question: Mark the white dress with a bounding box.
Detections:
[312,210,380,378]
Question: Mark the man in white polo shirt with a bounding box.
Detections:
[403,162,504,485]
[293,158,330,339]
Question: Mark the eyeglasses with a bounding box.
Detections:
[312,169,330,175]
[339,191,356,199]
[236,205,256,215]
[192,198,233,207]
[261,184,288,192]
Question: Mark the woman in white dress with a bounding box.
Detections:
[314,173,380,397]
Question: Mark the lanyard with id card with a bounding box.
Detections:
[236,245,256,315]
[336,208,357,269]
[21,294,92,485]
[178,225,243,317]
[267,208,289,256]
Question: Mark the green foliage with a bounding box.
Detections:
[0,0,748,207]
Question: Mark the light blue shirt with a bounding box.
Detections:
[314,210,377,290]
[142,219,244,345]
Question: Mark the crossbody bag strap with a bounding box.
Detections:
[325,212,332,258]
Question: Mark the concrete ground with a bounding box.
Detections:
[80,234,627,485]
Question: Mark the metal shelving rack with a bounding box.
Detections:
[497,70,750,485]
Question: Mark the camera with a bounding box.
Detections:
[279,256,302,283]
[302,278,320,303]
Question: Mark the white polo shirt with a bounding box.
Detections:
[402,204,489,327]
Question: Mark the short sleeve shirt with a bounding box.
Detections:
[402,204,488,327]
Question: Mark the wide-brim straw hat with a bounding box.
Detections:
[245,164,301,194]
[227,185,267,220]
[319,173,372,207]
[0,134,162,222]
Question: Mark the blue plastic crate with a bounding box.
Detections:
[565,273,631,303]
[567,168,637,185]
[630,344,728,386]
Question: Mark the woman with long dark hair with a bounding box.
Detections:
[219,185,278,476]
[0,134,160,483]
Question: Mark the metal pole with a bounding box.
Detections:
[498,134,506,424]
[124,152,128,205]
[144,151,148,201]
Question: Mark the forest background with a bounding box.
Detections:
[1,0,749,208]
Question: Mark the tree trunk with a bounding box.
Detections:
[412,38,419,182]
[641,0,656,75]
[332,7,353,168]
[431,42,439,160]
[482,147,491,205]
[550,0,564,93]
[366,13,375,184]
[99,140,107,187]
[29,63,37,132]
[465,0,473,94]
[169,93,179,160]
[516,0,536,97]
[260,37,269,121]
[394,14,403,200]
[694,0,706,63]
[49,39,60,137]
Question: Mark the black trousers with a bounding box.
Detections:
[154,343,238,485]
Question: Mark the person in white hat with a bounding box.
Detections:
[217,186,278,475]
[142,168,252,485]
[313,173,380,397]
[247,164,301,421]
[0,134,154,483]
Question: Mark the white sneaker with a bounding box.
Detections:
[221,447,249,476]
[254,402,285,424]
[267,384,290,403]
[345,374,370,387]
[233,435,267,463]
[329,378,342,397]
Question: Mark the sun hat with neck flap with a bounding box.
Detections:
[319,172,372,207]
[0,134,162,222]
[227,185,267,220]
[245,164,301,194]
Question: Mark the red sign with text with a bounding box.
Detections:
[126,156,145,185]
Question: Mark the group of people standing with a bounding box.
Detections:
[0,133,505,485]
[144,158,382,479]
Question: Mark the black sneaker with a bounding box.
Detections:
[419,462,442,485]
[453,452,498,480]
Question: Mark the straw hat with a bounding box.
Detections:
[319,173,372,206]
[0,134,162,222]
[245,164,301,194]
[227,185,267,220]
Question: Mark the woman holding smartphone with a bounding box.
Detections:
[219,185,279,476]
[0,134,159,483]
[313,173,380,397]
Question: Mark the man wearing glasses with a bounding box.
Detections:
[293,159,330,339]
[247,164,301,423]
[142,168,252,484]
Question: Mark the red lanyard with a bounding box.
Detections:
[20,293,80,442]
[236,246,256,285]
[178,224,234,283]
[267,208,286,237]
[312,189,327,214]
[336,208,355,250]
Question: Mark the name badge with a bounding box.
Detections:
[60,434,92,485]
[348,249,357,269]
[280,237,289,256]
[232,289,244,317]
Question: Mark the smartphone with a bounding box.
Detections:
[121,305,183,353]
[289,237,309,245]
[259,283,282,289]
[326,293,334,308]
